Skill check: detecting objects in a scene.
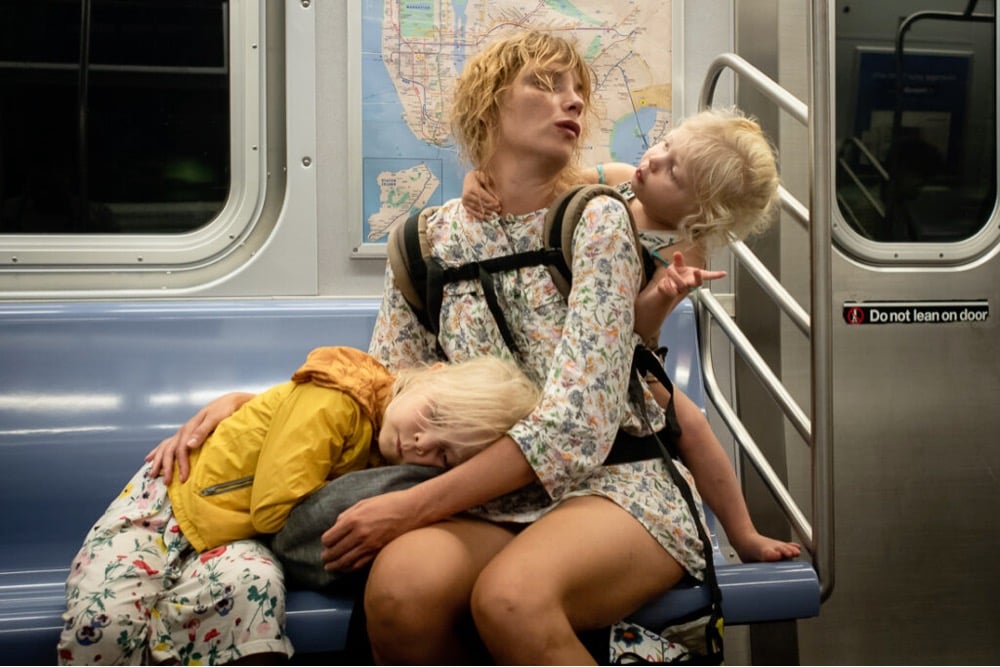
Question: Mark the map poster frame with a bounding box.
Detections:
[349,0,675,259]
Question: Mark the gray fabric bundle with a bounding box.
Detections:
[269,464,441,589]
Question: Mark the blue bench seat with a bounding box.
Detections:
[0,297,819,664]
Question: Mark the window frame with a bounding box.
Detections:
[831,2,999,267]
[1,1,271,274]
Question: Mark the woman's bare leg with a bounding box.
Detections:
[364,516,516,665]
[471,496,686,665]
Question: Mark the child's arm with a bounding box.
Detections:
[461,170,502,219]
[588,161,635,186]
[146,391,255,484]
[635,251,725,343]
[251,384,374,534]
[654,382,802,562]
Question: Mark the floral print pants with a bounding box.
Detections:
[57,463,293,665]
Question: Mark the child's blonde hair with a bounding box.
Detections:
[450,29,594,194]
[391,355,541,455]
[676,107,780,248]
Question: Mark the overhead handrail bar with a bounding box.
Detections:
[695,0,835,601]
[700,52,808,126]
[887,1,995,239]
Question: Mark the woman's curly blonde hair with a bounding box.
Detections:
[676,107,781,249]
[450,30,595,193]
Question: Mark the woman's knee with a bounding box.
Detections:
[471,559,555,642]
[365,537,462,635]
[366,521,510,663]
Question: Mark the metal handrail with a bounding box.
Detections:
[695,0,835,601]
[697,291,814,549]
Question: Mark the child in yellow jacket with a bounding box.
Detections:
[58,347,539,666]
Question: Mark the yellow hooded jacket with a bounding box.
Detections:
[168,346,395,552]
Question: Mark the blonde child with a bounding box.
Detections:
[57,348,539,666]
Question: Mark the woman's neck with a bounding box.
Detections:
[488,154,562,216]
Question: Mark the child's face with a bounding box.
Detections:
[378,389,471,468]
[630,126,698,230]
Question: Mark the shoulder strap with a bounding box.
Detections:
[543,184,652,298]
[387,206,438,334]
[387,184,654,345]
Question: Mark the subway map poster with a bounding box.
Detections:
[353,0,672,255]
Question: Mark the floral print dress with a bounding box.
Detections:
[369,194,707,578]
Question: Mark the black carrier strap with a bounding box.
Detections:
[626,344,725,662]
[604,345,683,465]
[431,249,564,354]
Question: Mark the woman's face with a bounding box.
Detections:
[378,389,470,469]
[495,63,585,169]
[631,126,698,230]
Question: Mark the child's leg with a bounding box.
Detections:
[58,463,173,665]
[150,538,293,665]
[660,384,801,562]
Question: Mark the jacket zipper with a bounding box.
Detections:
[200,475,254,496]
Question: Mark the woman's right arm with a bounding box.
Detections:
[321,433,535,572]
[145,391,254,483]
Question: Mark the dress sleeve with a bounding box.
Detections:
[368,257,442,370]
[508,194,647,499]
[250,383,373,534]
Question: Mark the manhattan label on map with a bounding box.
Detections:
[359,0,672,248]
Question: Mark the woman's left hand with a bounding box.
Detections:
[320,488,419,572]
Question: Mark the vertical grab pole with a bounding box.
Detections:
[809,0,836,601]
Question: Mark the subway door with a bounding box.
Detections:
[800,1,999,664]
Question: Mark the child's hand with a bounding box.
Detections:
[145,392,254,483]
[634,252,726,340]
[461,170,501,219]
[651,251,726,300]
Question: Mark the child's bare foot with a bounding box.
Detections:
[732,532,801,562]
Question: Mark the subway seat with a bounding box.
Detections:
[0,298,819,664]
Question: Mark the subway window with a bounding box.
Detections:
[834,0,997,261]
[0,0,231,236]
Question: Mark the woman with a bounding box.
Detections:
[319,30,709,664]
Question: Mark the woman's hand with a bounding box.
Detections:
[320,488,420,572]
[145,391,255,484]
[321,436,534,572]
